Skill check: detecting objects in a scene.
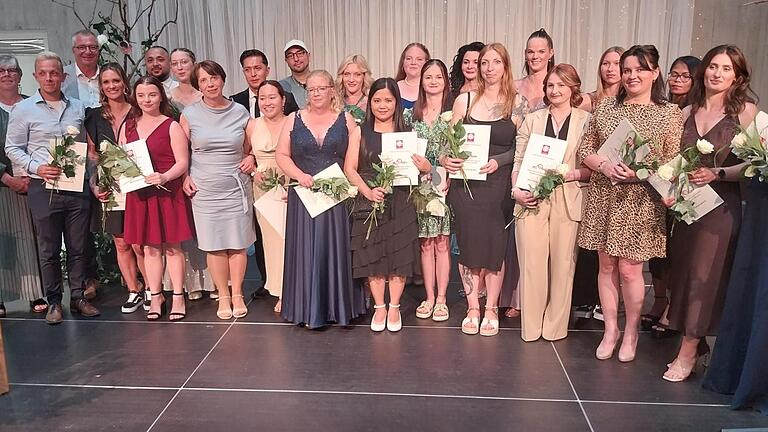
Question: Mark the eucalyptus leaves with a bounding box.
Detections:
[362,158,398,240]
[441,117,473,199]
[47,126,84,201]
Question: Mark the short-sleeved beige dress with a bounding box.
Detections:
[576,97,683,262]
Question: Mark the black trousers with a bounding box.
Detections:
[27,180,92,305]
[253,216,267,285]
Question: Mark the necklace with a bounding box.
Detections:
[403,77,419,87]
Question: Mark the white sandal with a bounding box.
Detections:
[415,300,434,319]
[370,304,386,332]
[462,307,480,335]
[480,306,499,337]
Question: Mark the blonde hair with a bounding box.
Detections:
[335,55,373,100]
[307,69,342,112]
[595,46,625,103]
[35,51,64,73]
[470,42,517,119]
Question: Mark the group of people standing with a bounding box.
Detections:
[0,27,765,415]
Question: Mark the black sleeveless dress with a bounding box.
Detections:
[448,98,516,271]
[349,124,420,279]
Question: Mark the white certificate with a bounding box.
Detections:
[254,184,288,238]
[45,140,86,193]
[648,172,724,225]
[380,131,424,187]
[514,134,568,190]
[597,118,650,166]
[295,163,349,218]
[118,139,156,193]
[111,191,126,211]
[449,124,491,181]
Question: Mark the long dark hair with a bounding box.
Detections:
[413,59,454,122]
[667,56,701,108]
[689,45,758,117]
[395,43,430,81]
[616,45,666,105]
[98,62,133,122]
[449,41,485,95]
[360,78,407,162]
[131,75,174,118]
[523,28,555,76]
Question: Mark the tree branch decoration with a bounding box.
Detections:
[51,0,179,79]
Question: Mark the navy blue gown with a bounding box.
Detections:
[703,178,768,415]
[280,111,366,329]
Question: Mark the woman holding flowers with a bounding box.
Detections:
[251,80,289,313]
[121,76,193,321]
[443,43,525,336]
[662,45,759,382]
[512,64,591,342]
[86,63,147,314]
[404,59,454,322]
[276,69,366,329]
[577,45,682,362]
[345,77,427,332]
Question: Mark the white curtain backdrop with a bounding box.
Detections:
[130,0,695,97]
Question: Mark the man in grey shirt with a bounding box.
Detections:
[279,39,310,108]
[5,51,100,324]
[61,29,101,108]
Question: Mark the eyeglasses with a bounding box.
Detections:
[171,59,192,68]
[0,68,20,76]
[307,86,332,94]
[74,45,99,52]
[668,72,692,82]
[285,50,307,60]
[342,72,364,79]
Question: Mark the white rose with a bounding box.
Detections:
[96,34,109,47]
[440,111,453,122]
[347,185,359,198]
[657,164,675,181]
[556,163,569,176]
[379,154,395,166]
[426,198,444,215]
[66,126,79,136]
[744,165,757,178]
[99,140,109,152]
[696,139,714,155]
[731,132,748,148]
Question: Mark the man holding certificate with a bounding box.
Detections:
[510,64,591,342]
[5,51,99,324]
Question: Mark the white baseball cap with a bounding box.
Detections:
[283,39,308,54]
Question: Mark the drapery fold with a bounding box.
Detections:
[129,0,695,96]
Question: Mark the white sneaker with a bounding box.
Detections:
[593,305,604,322]
[122,292,143,314]
[143,290,151,311]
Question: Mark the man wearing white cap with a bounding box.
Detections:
[279,39,311,107]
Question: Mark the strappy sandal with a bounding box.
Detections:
[169,292,186,322]
[30,298,49,314]
[432,303,449,322]
[480,306,499,337]
[663,357,697,382]
[462,307,480,335]
[274,299,282,314]
[415,300,434,319]
[216,295,232,320]
[232,294,248,318]
[146,292,165,321]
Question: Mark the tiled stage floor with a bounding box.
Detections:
[1,269,767,431]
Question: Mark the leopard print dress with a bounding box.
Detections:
[577,97,683,262]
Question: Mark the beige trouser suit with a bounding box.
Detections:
[513,107,589,342]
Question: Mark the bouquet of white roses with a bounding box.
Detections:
[730,112,768,181]
[656,139,715,224]
[440,114,473,199]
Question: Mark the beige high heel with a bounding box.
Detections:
[232,294,248,318]
[216,295,232,320]
[663,357,697,382]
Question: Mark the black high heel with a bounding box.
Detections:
[169,292,186,322]
[146,292,166,321]
[640,296,667,331]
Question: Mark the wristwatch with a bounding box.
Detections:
[717,168,726,180]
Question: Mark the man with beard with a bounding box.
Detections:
[278,40,310,107]
[144,46,178,95]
